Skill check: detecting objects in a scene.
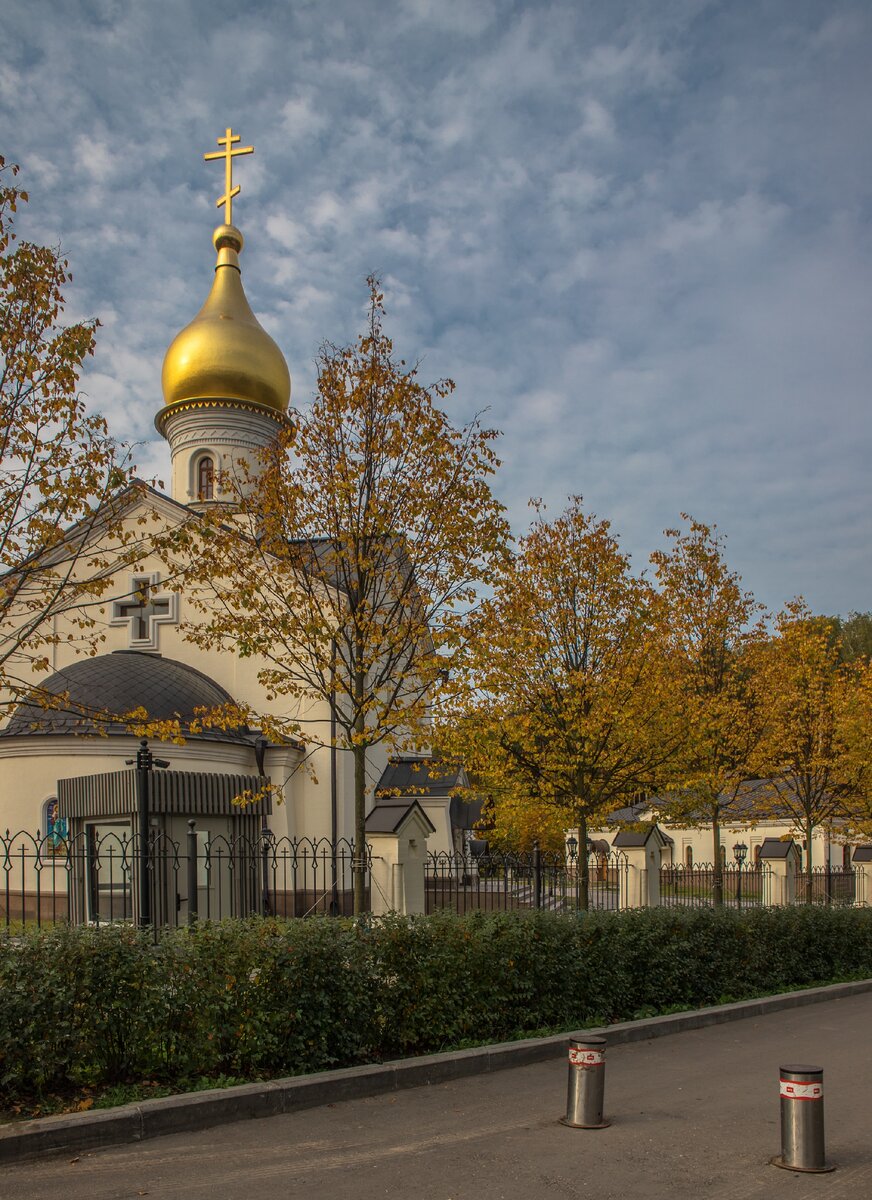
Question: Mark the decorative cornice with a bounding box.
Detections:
[155,396,292,437]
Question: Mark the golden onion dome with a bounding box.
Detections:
[160,224,291,415]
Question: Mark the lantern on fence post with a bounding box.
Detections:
[733,841,747,910]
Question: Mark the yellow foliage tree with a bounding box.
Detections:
[650,515,767,903]
[443,498,681,907]
[752,600,872,901]
[1,157,139,720]
[472,789,573,854]
[175,279,508,912]
[837,659,872,841]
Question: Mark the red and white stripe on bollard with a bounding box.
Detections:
[559,1036,610,1129]
[771,1064,835,1173]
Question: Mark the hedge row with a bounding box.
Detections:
[2,906,871,1103]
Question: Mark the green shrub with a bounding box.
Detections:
[1,906,870,1106]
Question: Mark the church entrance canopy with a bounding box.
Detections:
[57,766,271,821]
[56,766,271,927]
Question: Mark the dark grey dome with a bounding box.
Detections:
[3,651,251,742]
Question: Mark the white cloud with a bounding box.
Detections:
[398,0,497,36]
[550,169,610,208]
[0,63,21,103]
[73,135,115,184]
[281,92,329,140]
[3,0,869,615]
[579,98,615,141]
[265,212,306,251]
[581,37,677,91]
[811,12,868,50]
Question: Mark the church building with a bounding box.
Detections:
[0,131,463,914]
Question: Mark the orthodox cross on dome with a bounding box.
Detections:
[111,574,179,651]
[204,126,254,226]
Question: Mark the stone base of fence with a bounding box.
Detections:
[426,886,524,915]
[264,888,362,918]
[0,894,71,924]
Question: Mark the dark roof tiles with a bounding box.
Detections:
[3,651,250,743]
[375,757,467,797]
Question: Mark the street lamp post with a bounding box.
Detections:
[733,841,747,910]
[567,835,579,909]
[126,739,170,929]
[261,824,275,917]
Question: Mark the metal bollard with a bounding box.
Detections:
[771,1065,835,1172]
[559,1036,610,1129]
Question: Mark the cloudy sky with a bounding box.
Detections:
[3,0,871,615]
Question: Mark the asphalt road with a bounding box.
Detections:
[5,992,871,1200]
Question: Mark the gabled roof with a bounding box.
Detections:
[374,757,482,831]
[364,800,436,835]
[758,837,798,859]
[612,826,669,849]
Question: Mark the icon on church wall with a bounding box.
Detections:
[110,573,180,651]
[42,797,69,855]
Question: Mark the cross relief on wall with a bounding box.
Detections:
[110,573,179,651]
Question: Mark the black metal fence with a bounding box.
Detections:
[0,827,368,933]
[2,826,862,929]
[659,863,772,908]
[426,848,628,914]
[803,866,857,906]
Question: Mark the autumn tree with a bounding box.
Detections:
[443,498,680,908]
[837,659,872,840]
[829,611,872,665]
[0,157,138,719]
[469,786,574,854]
[650,516,767,904]
[177,279,507,912]
[753,600,872,902]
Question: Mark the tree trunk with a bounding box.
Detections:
[352,738,367,915]
[352,658,367,916]
[711,812,723,907]
[804,818,814,905]
[578,812,589,911]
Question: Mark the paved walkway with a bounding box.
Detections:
[5,992,871,1200]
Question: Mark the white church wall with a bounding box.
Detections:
[585,815,853,871]
[0,493,356,842]
[0,734,269,835]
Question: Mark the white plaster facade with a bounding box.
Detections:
[0,485,393,849]
[578,806,859,873]
[158,400,285,506]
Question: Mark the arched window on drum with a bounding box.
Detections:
[197,455,215,501]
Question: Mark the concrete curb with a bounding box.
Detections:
[2,977,870,1165]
